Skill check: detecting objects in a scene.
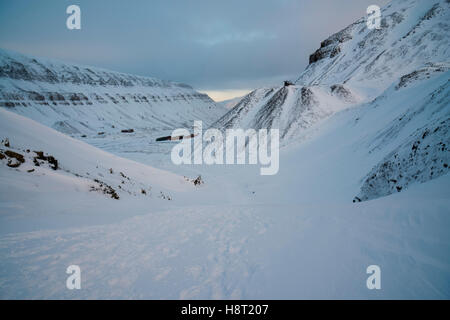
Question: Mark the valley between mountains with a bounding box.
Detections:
[0,0,449,299]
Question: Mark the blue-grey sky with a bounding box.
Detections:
[0,0,389,101]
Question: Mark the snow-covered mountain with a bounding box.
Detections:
[214,0,450,201]
[296,0,449,89]
[0,48,225,136]
[216,0,448,137]
[0,0,449,299]
[217,95,245,110]
[212,83,361,141]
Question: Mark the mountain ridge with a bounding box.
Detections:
[0,48,225,136]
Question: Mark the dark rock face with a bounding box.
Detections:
[253,87,289,129]
[309,25,353,64]
[395,63,448,90]
[34,151,58,170]
[0,90,212,108]
[300,87,315,105]
[356,118,450,201]
[330,84,354,101]
[91,179,120,200]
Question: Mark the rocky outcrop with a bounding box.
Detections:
[308,25,353,64]
[356,117,450,202]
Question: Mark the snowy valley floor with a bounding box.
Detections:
[1,175,449,299]
[0,108,449,299]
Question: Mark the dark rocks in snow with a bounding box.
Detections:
[253,87,289,129]
[4,150,25,162]
[0,146,25,168]
[91,179,120,200]
[184,175,204,186]
[300,87,316,105]
[121,129,134,133]
[193,175,204,186]
[352,197,361,203]
[396,64,448,90]
[159,191,172,201]
[3,150,25,168]
[2,138,10,147]
[330,84,353,101]
[355,118,450,202]
[34,151,58,170]
[308,26,352,64]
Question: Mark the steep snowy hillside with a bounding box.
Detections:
[354,65,450,201]
[214,0,450,199]
[0,48,225,136]
[0,107,204,232]
[296,0,449,91]
[212,83,360,142]
[217,0,449,140]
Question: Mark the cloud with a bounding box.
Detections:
[0,0,390,92]
[195,30,277,47]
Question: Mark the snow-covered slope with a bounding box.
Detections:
[297,0,449,91]
[212,83,361,142]
[236,67,448,205]
[353,65,450,201]
[0,48,226,136]
[217,95,245,110]
[0,107,199,224]
[214,0,450,200]
[217,0,448,139]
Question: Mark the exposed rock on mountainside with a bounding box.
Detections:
[214,0,450,200]
[297,0,449,87]
[212,83,360,142]
[0,48,225,135]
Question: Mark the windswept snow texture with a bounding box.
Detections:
[1,178,449,299]
[0,48,225,136]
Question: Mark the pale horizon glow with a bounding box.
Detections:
[199,89,252,102]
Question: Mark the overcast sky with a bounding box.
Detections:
[0,0,389,101]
